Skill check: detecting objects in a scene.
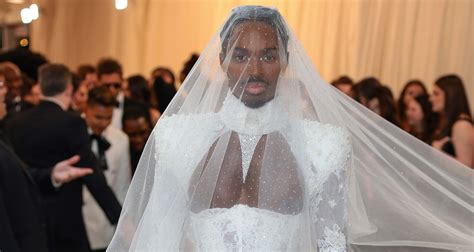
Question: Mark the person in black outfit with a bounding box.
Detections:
[430,74,473,167]
[122,106,152,175]
[5,64,122,252]
[0,71,93,252]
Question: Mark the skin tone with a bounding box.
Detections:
[99,73,123,98]
[191,22,302,214]
[52,155,93,184]
[84,73,98,90]
[84,104,114,135]
[0,75,7,120]
[23,84,42,105]
[222,22,286,108]
[123,117,151,152]
[72,83,89,113]
[406,99,424,132]
[335,83,353,97]
[430,85,473,168]
[368,98,381,116]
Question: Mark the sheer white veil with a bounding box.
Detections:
[108,6,473,252]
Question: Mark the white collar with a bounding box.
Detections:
[218,92,289,135]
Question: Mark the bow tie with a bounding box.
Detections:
[90,134,110,170]
[90,134,111,152]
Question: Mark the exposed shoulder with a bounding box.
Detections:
[452,120,473,133]
[451,119,473,141]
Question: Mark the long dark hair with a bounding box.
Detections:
[410,94,438,144]
[397,80,427,127]
[434,74,472,138]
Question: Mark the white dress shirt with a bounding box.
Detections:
[82,126,131,249]
[111,92,124,129]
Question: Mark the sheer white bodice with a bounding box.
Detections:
[138,96,351,251]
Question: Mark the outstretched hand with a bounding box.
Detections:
[52,155,93,184]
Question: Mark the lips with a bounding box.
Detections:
[244,82,267,95]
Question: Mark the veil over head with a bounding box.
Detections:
[109,6,473,251]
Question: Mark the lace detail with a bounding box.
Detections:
[151,112,350,251]
[238,134,261,182]
[154,113,225,188]
[188,204,301,251]
[219,92,289,135]
[317,225,347,252]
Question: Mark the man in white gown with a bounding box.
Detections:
[108,6,473,252]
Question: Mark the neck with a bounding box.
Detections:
[43,95,69,110]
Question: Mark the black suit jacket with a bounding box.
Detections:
[5,101,122,252]
[0,138,49,252]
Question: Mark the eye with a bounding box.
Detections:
[261,54,276,62]
[233,54,248,63]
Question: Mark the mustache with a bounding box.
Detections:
[245,76,268,85]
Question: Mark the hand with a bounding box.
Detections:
[432,137,450,150]
[52,155,93,184]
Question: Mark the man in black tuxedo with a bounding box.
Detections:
[5,64,122,252]
[0,141,94,252]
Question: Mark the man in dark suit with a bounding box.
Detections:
[5,64,122,252]
[0,140,94,252]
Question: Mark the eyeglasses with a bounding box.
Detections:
[103,82,122,89]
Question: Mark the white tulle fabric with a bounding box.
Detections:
[108,6,473,252]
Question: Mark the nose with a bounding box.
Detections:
[247,54,262,77]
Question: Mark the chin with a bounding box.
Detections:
[242,96,274,109]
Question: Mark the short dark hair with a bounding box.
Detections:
[20,74,36,97]
[220,6,289,57]
[87,86,118,108]
[331,75,353,86]
[352,77,381,103]
[97,58,122,79]
[38,63,71,97]
[77,64,96,80]
[127,74,151,103]
[71,73,83,93]
[122,105,152,127]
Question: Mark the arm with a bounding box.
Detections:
[313,161,348,252]
[308,125,351,252]
[451,120,473,168]
[69,118,122,224]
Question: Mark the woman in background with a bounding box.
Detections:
[397,80,428,131]
[405,94,438,144]
[430,74,473,168]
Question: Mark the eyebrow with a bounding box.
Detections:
[234,47,249,54]
[233,47,278,53]
[263,47,278,53]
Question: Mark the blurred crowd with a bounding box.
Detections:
[0,47,471,252]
